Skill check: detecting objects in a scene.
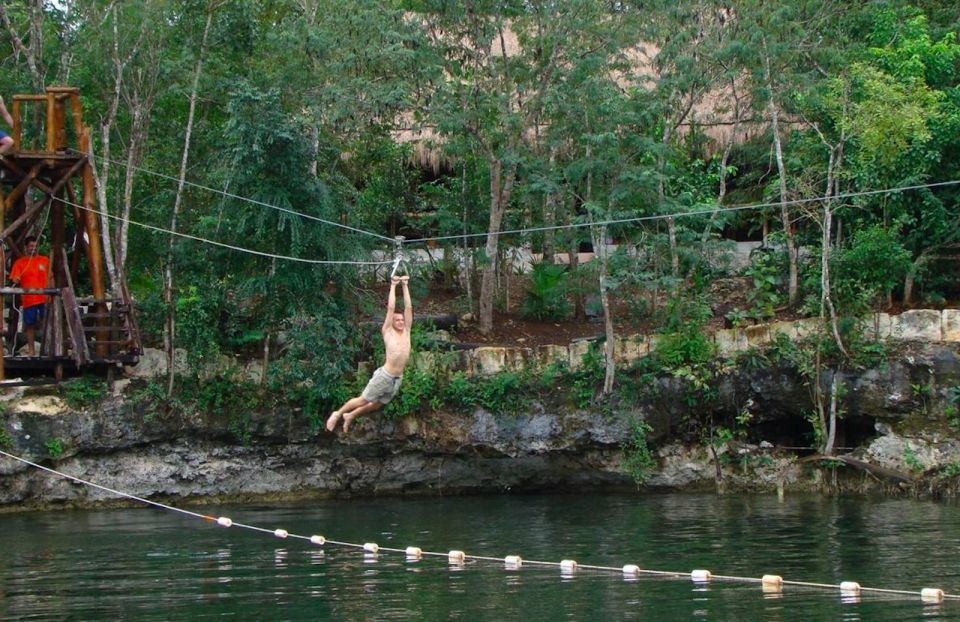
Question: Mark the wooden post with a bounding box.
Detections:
[51,193,65,359]
[78,127,108,356]
[53,95,68,151]
[11,99,20,151]
[46,91,57,152]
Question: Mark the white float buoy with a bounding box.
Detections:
[504,555,523,568]
[405,546,423,559]
[448,550,466,564]
[761,575,783,593]
[363,542,379,554]
[691,569,712,582]
[840,581,860,595]
[216,517,233,527]
[310,535,325,546]
[921,588,945,603]
[560,559,578,573]
[273,529,289,539]
[622,564,641,576]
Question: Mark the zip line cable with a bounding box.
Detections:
[404,179,960,246]
[62,150,960,259]
[72,149,396,244]
[0,447,956,603]
[57,197,394,267]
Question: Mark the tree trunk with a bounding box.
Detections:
[542,146,558,263]
[701,78,743,246]
[591,222,616,395]
[120,73,158,268]
[478,158,516,335]
[824,373,839,456]
[903,257,927,307]
[763,39,798,305]
[658,125,679,278]
[164,8,214,396]
[460,162,474,315]
[0,2,44,91]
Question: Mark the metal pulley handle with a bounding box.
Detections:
[390,235,406,279]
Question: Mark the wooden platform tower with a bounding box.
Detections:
[0,86,141,380]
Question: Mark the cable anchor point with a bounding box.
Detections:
[390,235,407,279]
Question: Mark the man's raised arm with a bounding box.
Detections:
[382,277,399,332]
[401,276,412,328]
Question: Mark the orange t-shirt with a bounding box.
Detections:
[9,255,51,308]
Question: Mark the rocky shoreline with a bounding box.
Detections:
[2,339,959,511]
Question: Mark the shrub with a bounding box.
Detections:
[61,377,106,409]
[520,263,570,321]
[621,419,655,486]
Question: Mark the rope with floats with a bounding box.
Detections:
[0,448,953,604]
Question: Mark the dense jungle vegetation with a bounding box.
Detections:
[1,1,958,455]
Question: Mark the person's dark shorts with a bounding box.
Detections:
[0,129,8,140]
[22,304,45,327]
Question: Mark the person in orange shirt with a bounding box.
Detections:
[9,236,50,356]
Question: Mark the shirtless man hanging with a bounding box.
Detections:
[326,275,412,433]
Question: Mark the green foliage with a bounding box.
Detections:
[569,344,607,408]
[832,225,912,310]
[912,382,933,415]
[736,347,770,371]
[0,427,11,449]
[436,370,529,416]
[266,312,358,424]
[175,286,222,368]
[945,386,960,428]
[939,463,960,478]
[130,380,169,423]
[227,413,255,446]
[383,366,439,420]
[520,263,571,321]
[190,374,259,417]
[60,377,107,409]
[744,251,784,321]
[45,438,64,460]
[903,445,924,472]
[621,419,656,486]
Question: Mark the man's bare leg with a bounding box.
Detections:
[341,401,383,433]
[25,325,35,356]
[326,396,371,431]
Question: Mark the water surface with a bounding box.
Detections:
[1,493,958,620]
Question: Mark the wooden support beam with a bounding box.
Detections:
[0,158,56,195]
[0,197,49,241]
[3,162,46,209]
[60,247,89,366]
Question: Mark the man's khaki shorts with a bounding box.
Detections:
[361,367,403,404]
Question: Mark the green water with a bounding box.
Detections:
[1,493,959,620]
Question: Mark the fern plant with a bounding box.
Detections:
[520,263,570,321]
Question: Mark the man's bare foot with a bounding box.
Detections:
[342,411,359,433]
[325,411,342,432]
